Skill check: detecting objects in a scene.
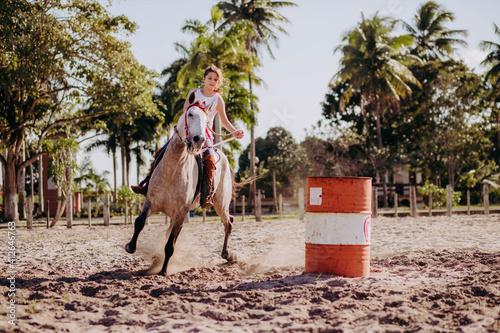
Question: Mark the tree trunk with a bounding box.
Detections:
[18,142,26,219]
[113,150,117,200]
[272,169,277,213]
[375,111,388,207]
[38,155,44,214]
[496,112,500,167]
[247,73,257,214]
[3,148,19,222]
[120,134,128,187]
[50,188,66,227]
[136,157,140,185]
[249,125,256,212]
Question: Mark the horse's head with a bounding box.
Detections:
[176,104,209,155]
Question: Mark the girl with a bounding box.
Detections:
[132,65,244,207]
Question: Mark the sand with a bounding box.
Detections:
[1,214,499,332]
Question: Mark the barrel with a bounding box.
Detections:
[305,177,372,277]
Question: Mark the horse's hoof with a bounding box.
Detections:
[223,252,238,263]
[158,270,167,276]
[125,243,136,254]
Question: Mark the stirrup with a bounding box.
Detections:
[201,193,214,208]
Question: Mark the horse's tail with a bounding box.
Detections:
[230,168,260,200]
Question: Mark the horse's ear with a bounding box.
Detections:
[188,91,195,104]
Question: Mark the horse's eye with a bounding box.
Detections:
[188,113,193,118]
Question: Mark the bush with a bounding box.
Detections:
[116,186,143,215]
[419,183,461,208]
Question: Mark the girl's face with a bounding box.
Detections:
[203,72,219,91]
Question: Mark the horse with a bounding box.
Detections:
[125,103,237,275]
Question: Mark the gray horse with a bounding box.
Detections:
[125,104,237,275]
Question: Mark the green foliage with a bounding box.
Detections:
[0,0,158,221]
[174,6,260,129]
[418,183,461,208]
[116,186,143,214]
[44,137,79,199]
[397,1,468,60]
[238,127,308,196]
[480,24,500,97]
[74,156,111,195]
[399,59,488,187]
[216,0,297,58]
[300,129,373,177]
[323,12,422,191]
[459,160,499,189]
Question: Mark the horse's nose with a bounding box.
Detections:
[193,135,205,145]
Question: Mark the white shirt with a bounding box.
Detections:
[194,89,219,128]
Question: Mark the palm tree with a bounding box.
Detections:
[156,58,188,138]
[480,24,500,166]
[175,5,260,161]
[216,0,296,57]
[398,1,467,61]
[335,13,422,149]
[85,112,160,197]
[334,13,422,206]
[216,0,296,210]
[481,24,500,93]
[177,6,257,85]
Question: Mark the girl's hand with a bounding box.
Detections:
[234,130,244,139]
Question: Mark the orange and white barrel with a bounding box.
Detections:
[305,177,372,277]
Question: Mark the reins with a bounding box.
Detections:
[174,103,238,153]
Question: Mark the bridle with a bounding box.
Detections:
[174,103,238,153]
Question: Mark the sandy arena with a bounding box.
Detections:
[1,214,500,332]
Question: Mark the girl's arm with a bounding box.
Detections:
[217,96,244,139]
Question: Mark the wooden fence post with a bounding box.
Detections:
[372,187,378,217]
[429,191,433,217]
[26,195,33,230]
[66,194,73,228]
[46,200,50,228]
[255,190,262,222]
[298,188,305,221]
[394,192,398,218]
[103,193,110,226]
[242,195,245,222]
[124,200,128,225]
[279,194,283,221]
[88,199,92,227]
[410,186,417,218]
[484,183,489,215]
[467,189,471,216]
[446,184,452,217]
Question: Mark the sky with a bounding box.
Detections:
[80,0,499,185]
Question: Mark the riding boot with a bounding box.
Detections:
[201,154,216,208]
[131,147,163,196]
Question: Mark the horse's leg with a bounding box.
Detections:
[221,214,237,263]
[158,218,184,276]
[125,199,152,254]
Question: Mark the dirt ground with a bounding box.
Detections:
[1,214,500,332]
